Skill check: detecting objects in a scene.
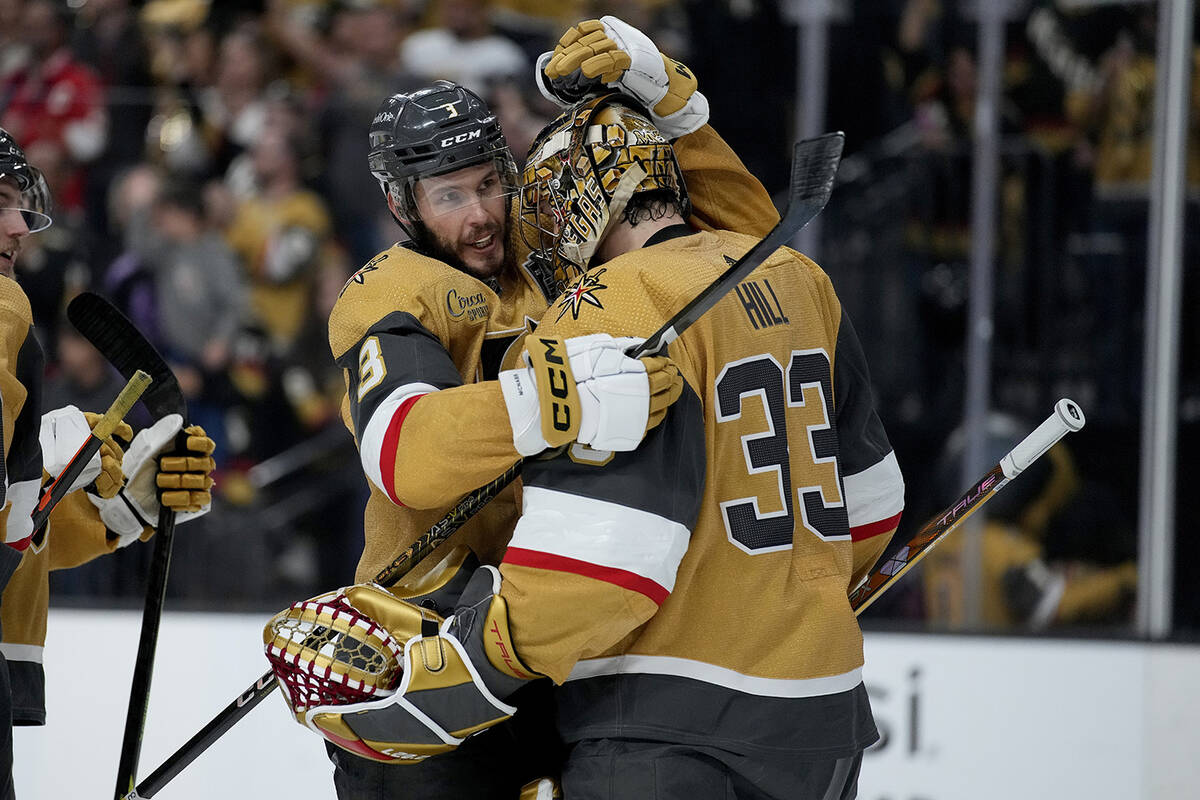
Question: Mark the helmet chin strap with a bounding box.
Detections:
[561,161,648,270]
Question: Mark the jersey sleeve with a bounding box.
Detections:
[831,307,905,588]
[329,255,522,510]
[0,278,44,551]
[676,123,781,237]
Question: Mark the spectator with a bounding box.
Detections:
[225,124,335,352]
[265,0,422,265]
[72,0,155,236]
[399,0,529,95]
[149,175,247,455]
[0,0,107,213]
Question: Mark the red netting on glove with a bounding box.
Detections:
[264,593,404,713]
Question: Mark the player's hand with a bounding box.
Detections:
[40,405,132,498]
[156,424,216,513]
[263,566,536,764]
[498,333,684,457]
[81,410,132,499]
[536,16,709,138]
[87,414,216,545]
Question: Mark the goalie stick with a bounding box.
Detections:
[122,132,845,799]
[29,369,152,530]
[65,292,189,800]
[849,398,1087,615]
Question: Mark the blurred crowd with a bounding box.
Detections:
[1,0,1196,632]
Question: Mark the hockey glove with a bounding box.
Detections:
[40,406,130,499]
[498,333,683,457]
[537,16,710,138]
[263,566,537,764]
[87,414,215,546]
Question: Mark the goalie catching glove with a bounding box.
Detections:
[536,15,709,138]
[498,333,682,457]
[264,565,535,763]
[87,414,216,546]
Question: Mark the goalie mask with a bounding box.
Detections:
[0,127,52,234]
[368,81,518,250]
[519,93,689,297]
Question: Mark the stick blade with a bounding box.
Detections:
[787,131,844,226]
[67,292,186,421]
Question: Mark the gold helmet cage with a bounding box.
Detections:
[519,93,689,297]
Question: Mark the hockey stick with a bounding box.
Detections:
[65,292,189,800]
[123,134,845,799]
[29,369,152,530]
[124,460,525,799]
[849,398,1086,615]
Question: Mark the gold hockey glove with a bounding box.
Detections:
[81,410,132,499]
[536,16,709,138]
[87,414,215,545]
[498,334,684,457]
[156,424,216,512]
[263,566,538,764]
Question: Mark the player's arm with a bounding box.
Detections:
[0,279,47,552]
[332,283,681,509]
[264,353,704,763]
[821,275,905,587]
[535,15,780,236]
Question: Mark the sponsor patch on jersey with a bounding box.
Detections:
[446,287,490,322]
[340,255,387,296]
[555,268,607,321]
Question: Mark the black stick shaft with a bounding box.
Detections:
[126,461,524,798]
[114,506,177,800]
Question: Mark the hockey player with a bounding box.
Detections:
[285,95,906,799]
[0,127,216,799]
[322,17,786,799]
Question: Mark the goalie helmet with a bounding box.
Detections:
[368,81,518,248]
[518,92,689,297]
[0,127,52,233]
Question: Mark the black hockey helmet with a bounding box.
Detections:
[0,127,52,233]
[368,81,517,246]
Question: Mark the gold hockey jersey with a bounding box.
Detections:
[328,124,780,586]
[497,228,905,778]
[0,276,122,724]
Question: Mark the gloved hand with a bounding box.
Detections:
[536,16,709,138]
[263,566,536,764]
[39,406,131,498]
[498,333,683,457]
[87,414,216,546]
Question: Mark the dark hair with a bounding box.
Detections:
[157,177,205,218]
[620,189,685,228]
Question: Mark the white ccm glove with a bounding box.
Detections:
[87,414,214,546]
[498,333,682,457]
[536,15,710,139]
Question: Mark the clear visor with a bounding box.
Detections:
[411,160,519,221]
[0,166,53,233]
[0,208,52,234]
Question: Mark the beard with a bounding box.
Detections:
[421,216,516,288]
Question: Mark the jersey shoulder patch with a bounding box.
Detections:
[329,245,498,359]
